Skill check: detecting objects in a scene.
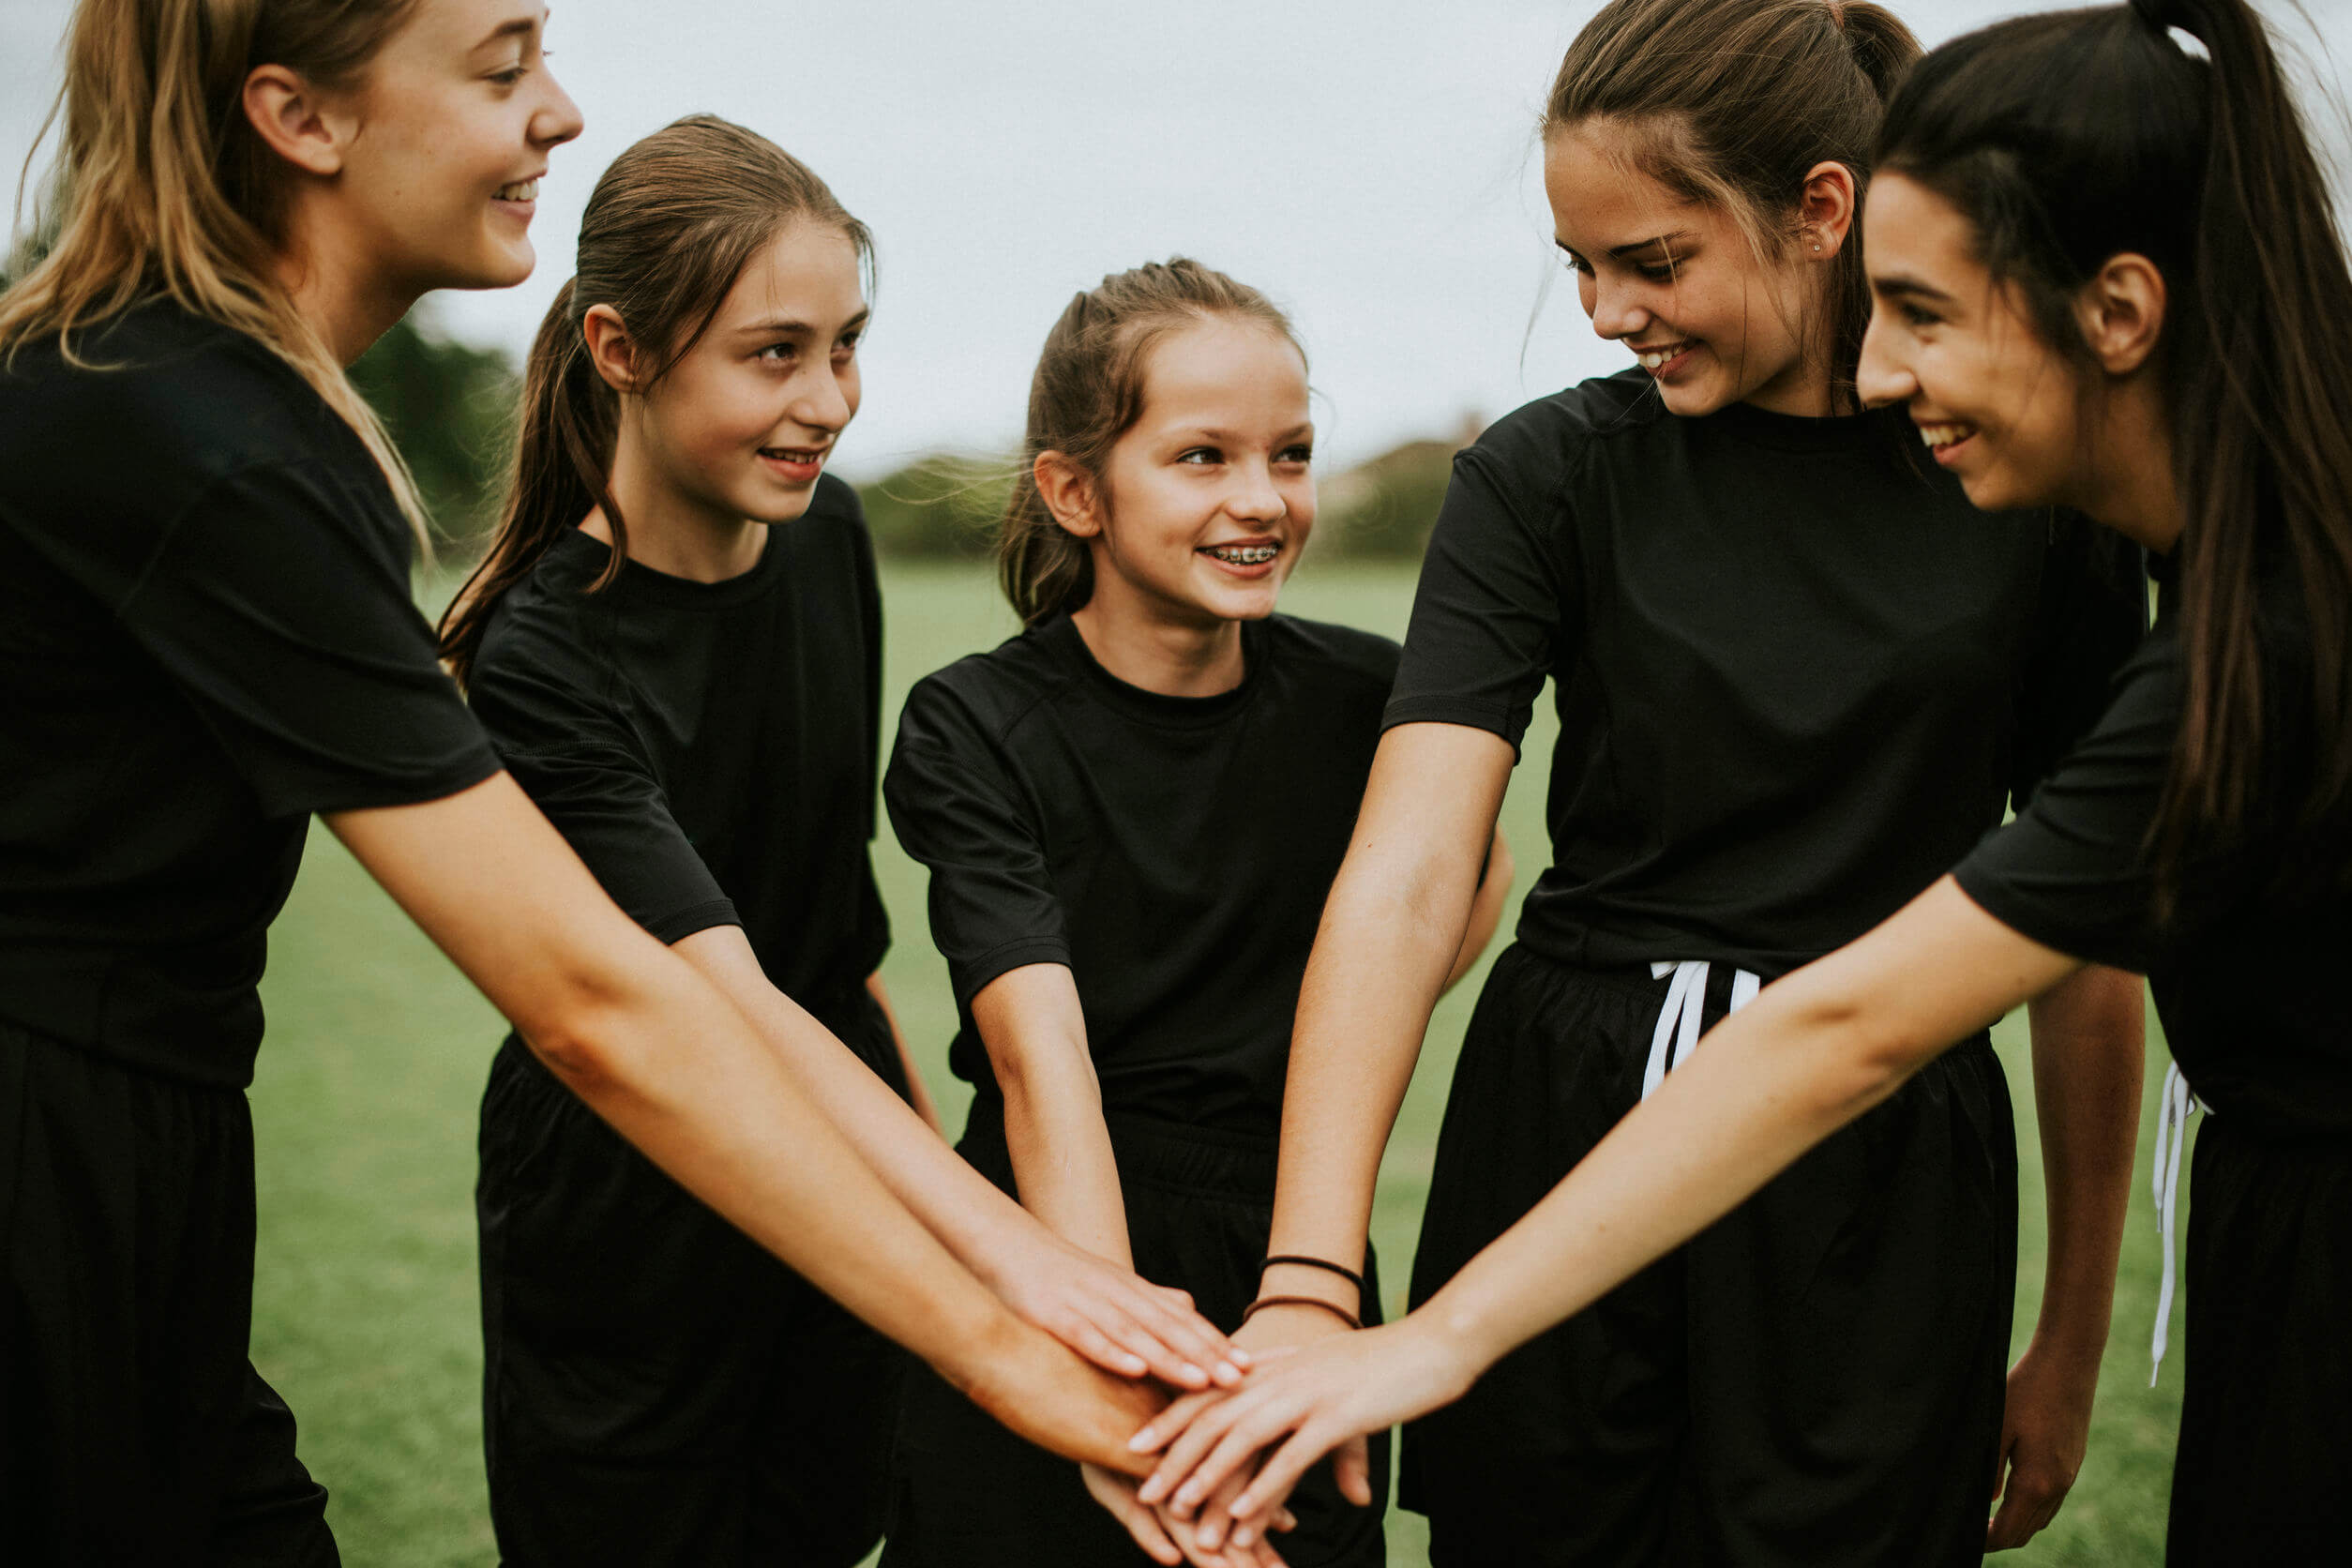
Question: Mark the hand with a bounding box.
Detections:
[963,1319,1173,1474]
[1081,1462,1294,1568]
[1985,1338,2098,1550]
[1155,1304,1369,1552]
[1135,1315,1473,1531]
[984,1229,1247,1391]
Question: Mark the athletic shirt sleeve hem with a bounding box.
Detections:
[951,935,1076,1009]
[641,897,745,948]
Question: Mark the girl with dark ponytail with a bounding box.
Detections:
[1135,4,2352,1562]
[1123,2,2155,1562]
[444,121,1242,1568]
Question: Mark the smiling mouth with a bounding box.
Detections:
[760,445,828,476]
[1919,420,1978,451]
[1633,340,1695,371]
[494,179,540,203]
[1200,542,1279,566]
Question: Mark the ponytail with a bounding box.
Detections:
[1880,0,2352,896]
[435,114,872,687]
[0,0,430,543]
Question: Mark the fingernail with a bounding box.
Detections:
[1129,1428,1158,1454]
[1214,1360,1243,1384]
[1227,1347,1253,1366]
[1178,1363,1206,1384]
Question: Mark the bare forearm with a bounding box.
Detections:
[1003,1070,1135,1266]
[2026,965,2145,1361]
[869,971,943,1134]
[1442,828,1515,995]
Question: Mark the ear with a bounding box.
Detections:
[1033,450,1103,539]
[240,64,350,178]
[2073,253,2167,376]
[581,304,642,395]
[1797,160,1860,262]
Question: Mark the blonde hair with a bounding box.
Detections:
[999,258,1301,627]
[0,0,429,538]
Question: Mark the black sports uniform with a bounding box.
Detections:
[0,304,500,1565]
[1954,606,2352,1564]
[882,612,1398,1568]
[1390,370,2148,1567]
[465,475,907,1568]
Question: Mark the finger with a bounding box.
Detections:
[1067,1316,1153,1380]
[1083,1467,1184,1567]
[1124,1292,1244,1386]
[1176,1404,1301,1515]
[1231,1423,1340,1522]
[1225,1470,1304,1549]
[1333,1434,1373,1507]
[1138,1393,1247,1504]
[1192,1467,1256,1551]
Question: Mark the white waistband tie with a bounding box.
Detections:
[2148,1060,2210,1385]
[1642,960,1760,1100]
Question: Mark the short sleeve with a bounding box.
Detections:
[1954,626,2179,972]
[1381,445,1577,752]
[469,654,737,945]
[114,461,498,816]
[883,678,1069,1004]
[2012,514,2149,808]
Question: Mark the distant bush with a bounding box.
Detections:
[1317,438,1459,561]
[350,311,519,551]
[858,456,1007,561]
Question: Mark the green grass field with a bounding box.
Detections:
[250,562,2182,1565]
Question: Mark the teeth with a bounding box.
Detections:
[1207,544,1277,565]
[1919,422,1974,449]
[1636,343,1689,370]
[495,179,538,202]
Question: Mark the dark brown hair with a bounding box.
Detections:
[1544,0,1921,400]
[1877,0,2352,896]
[438,113,871,686]
[998,258,1301,627]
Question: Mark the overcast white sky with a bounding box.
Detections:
[6,0,2348,478]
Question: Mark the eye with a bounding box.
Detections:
[1560,251,1592,276]
[756,341,798,365]
[1636,262,1677,283]
[488,57,530,86]
[1178,446,1224,466]
[1276,444,1313,465]
[1899,304,1941,329]
[833,331,861,359]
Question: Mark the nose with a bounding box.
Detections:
[1855,306,1916,410]
[1586,273,1651,343]
[534,67,586,149]
[790,363,855,435]
[1228,460,1287,524]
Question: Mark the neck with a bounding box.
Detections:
[273,209,415,366]
[2082,379,2184,555]
[590,421,767,582]
[1070,580,1247,698]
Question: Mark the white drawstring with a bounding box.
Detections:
[1643,960,1761,1100]
[2148,1061,2210,1384]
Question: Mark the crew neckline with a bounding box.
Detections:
[547,525,785,611]
[1705,397,1895,455]
[1044,614,1269,729]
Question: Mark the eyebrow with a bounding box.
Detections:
[476,11,545,50]
[1172,425,1315,443]
[1872,273,1957,305]
[1553,232,1693,263]
[732,309,871,337]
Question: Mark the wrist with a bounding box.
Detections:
[1259,1259,1364,1316]
[1416,1280,1513,1388]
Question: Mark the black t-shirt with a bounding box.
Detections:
[0,304,499,1087]
[1956,611,2352,1138]
[1387,369,2148,978]
[885,613,1399,1135]
[466,475,889,1036]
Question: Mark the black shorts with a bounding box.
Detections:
[475,990,913,1568]
[883,1106,1388,1568]
[0,1018,337,1567]
[2166,1116,2352,1562]
[1402,946,2017,1568]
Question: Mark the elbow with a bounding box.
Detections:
[511,968,642,1097]
[1787,993,1934,1131]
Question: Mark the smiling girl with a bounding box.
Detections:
[437,127,1247,1568]
[878,260,1510,1568]
[0,5,1199,1560]
[1139,2,2151,1564]
[1131,2,2352,1560]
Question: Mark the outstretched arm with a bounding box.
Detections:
[1442,828,1515,995]
[673,929,1238,1389]
[329,773,1168,1473]
[1986,964,2143,1550]
[1136,875,2086,1523]
[867,970,944,1135]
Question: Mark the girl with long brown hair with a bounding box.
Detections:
[1128,2,2151,1562]
[443,123,1240,1568]
[1136,1,2352,1560]
[0,5,1213,1559]
[877,257,1513,1568]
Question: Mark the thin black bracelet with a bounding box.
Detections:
[1261,1254,1365,1292]
[1241,1295,1362,1331]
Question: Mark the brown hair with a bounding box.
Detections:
[999,258,1302,627]
[437,114,872,686]
[1544,0,1921,400]
[1878,0,2352,897]
[0,0,428,535]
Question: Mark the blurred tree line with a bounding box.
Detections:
[347,312,1471,565]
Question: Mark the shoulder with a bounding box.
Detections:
[1464,369,1666,478]
[471,540,622,720]
[897,624,1076,748]
[1261,613,1402,694]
